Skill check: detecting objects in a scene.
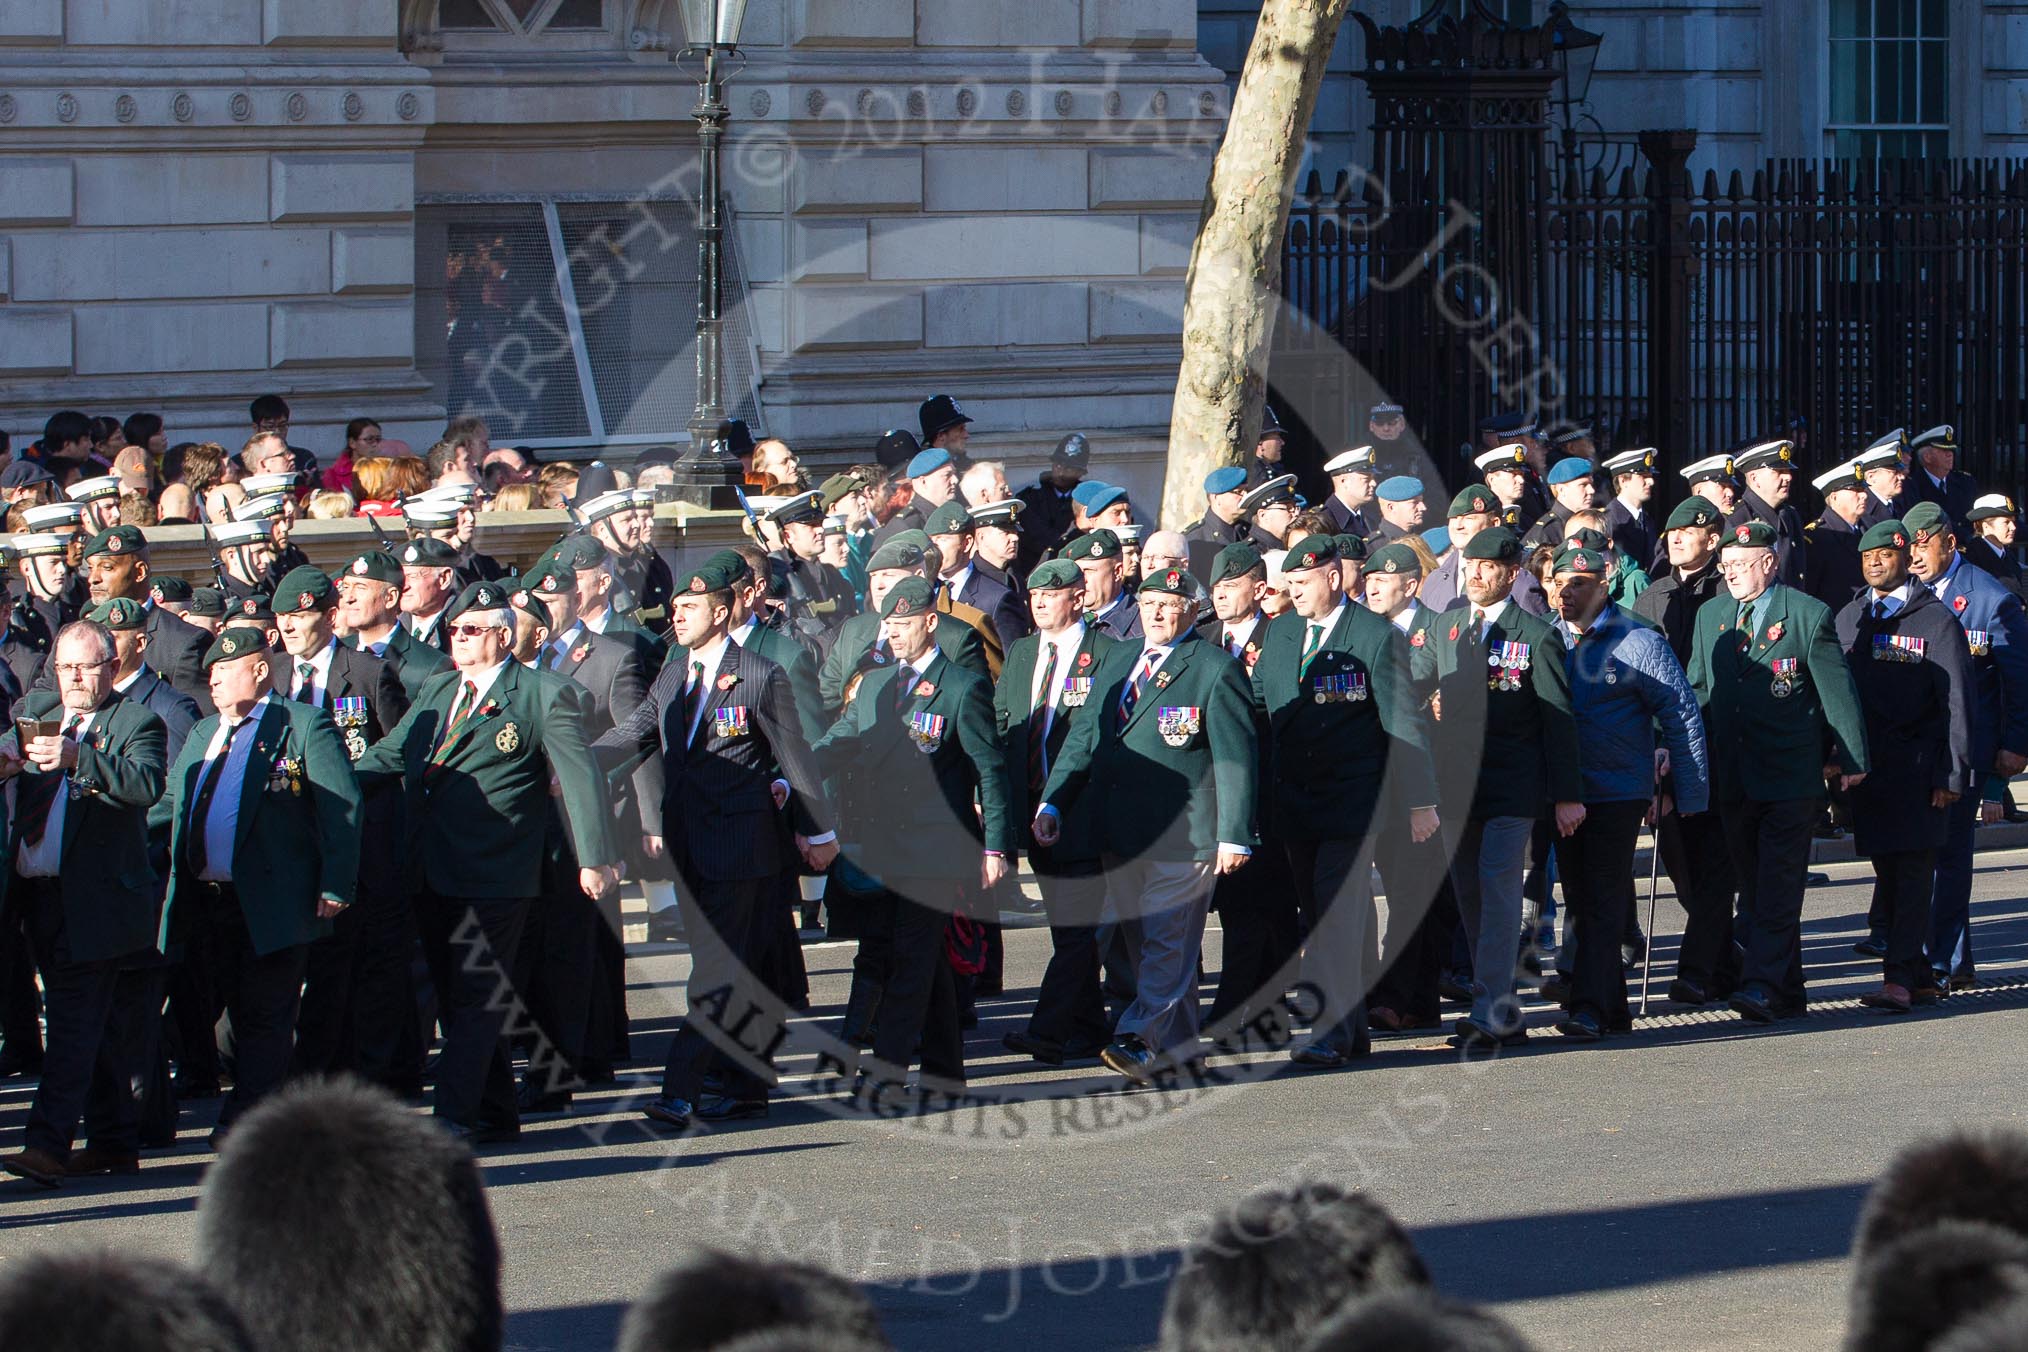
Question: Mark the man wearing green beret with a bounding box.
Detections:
[1036,566,1258,1082]
[158,626,363,1144]
[596,557,836,1129]
[1067,528,1142,644]
[818,537,989,717]
[1832,516,1972,1013]
[268,565,419,1091]
[91,595,201,769]
[0,617,168,1185]
[1633,496,1742,1004]
[1688,517,1869,1023]
[1251,536,1440,1067]
[1416,527,1583,1048]
[931,499,1028,648]
[394,537,460,654]
[351,582,619,1142]
[337,549,452,701]
[1418,485,1551,617]
[551,536,668,671]
[814,576,1012,1098]
[994,558,1119,1065]
[80,525,212,716]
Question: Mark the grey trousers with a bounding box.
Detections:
[1107,855,1214,1054]
[1287,836,1375,1054]
[1447,815,1534,1034]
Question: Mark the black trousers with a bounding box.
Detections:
[0,900,41,1065]
[1207,834,1298,1026]
[15,877,152,1159]
[291,877,418,1093]
[587,886,630,1067]
[1555,800,1648,1029]
[1869,849,1937,991]
[515,860,601,1089]
[1371,826,1457,1024]
[1022,869,1110,1052]
[1284,836,1373,1055]
[1657,806,1740,994]
[166,907,231,1090]
[750,870,809,1011]
[1721,797,1821,1007]
[868,878,963,1083]
[417,891,530,1130]
[661,876,767,1103]
[179,883,307,1130]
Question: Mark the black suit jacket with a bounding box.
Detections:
[958,564,1029,647]
[550,627,658,872]
[144,601,216,716]
[314,641,409,896]
[596,640,828,885]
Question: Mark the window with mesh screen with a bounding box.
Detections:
[1829,0,1949,160]
[415,206,592,442]
[558,201,702,440]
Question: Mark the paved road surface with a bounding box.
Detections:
[3,846,2027,1352]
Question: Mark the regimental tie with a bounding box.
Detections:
[1027,641,1057,795]
[429,680,478,767]
[14,714,82,849]
[1299,622,1325,676]
[1118,650,1159,722]
[295,661,317,705]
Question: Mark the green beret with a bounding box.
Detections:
[1449,485,1502,518]
[1066,528,1122,563]
[445,579,513,620]
[1901,501,1952,540]
[1724,520,1778,550]
[818,473,862,510]
[1027,559,1083,591]
[1137,565,1198,597]
[1461,527,1523,562]
[1552,543,1611,576]
[88,597,146,631]
[233,594,275,624]
[675,559,739,595]
[340,550,403,587]
[187,588,229,619]
[1333,533,1370,563]
[1857,519,1912,553]
[925,501,974,536]
[867,539,927,573]
[272,566,336,615]
[148,576,194,605]
[82,525,147,561]
[203,626,270,670]
[556,535,612,572]
[508,582,548,621]
[1565,527,1611,553]
[529,561,578,595]
[1208,542,1264,585]
[1366,543,1422,578]
[1665,497,1725,532]
[879,576,937,618]
[399,538,460,569]
[1282,534,1339,572]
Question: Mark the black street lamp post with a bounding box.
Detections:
[676,0,750,508]
[1546,2,1605,196]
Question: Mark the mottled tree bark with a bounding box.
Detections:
[1161,0,1351,530]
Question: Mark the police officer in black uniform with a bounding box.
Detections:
[1016,435,1090,573]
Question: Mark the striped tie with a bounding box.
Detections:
[1118,651,1157,723]
[1300,621,1325,676]
[1028,642,1057,796]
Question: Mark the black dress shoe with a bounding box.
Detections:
[1666,979,1711,1007]
[1453,1017,1524,1050]
[0,1050,43,1079]
[443,1121,521,1145]
[1001,1031,1065,1065]
[1555,1011,1604,1041]
[515,1082,573,1114]
[174,1076,221,1100]
[1100,1034,1157,1084]
[1728,987,1775,1024]
[1537,976,1572,1005]
[1852,935,1888,958]
[1290,1041,1353,1070]
[1620,940,1646,971]
[642,1097,694,1130]
[694,1093,768,1122]
[645,912,685,944]
[1438,978,1472,1004]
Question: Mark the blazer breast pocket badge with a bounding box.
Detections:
[907,711,947,753]
[333,696,370,761]
[712,705,751,739]
[1770,657,1799,698]
[495,722,521,753]
[1157,706,1202,748]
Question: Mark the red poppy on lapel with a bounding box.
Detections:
[1075,652,1092,670]
[717,673,740,692]
[1766,623,1783,643]
[1448,624,1460,642]
[1411,631,1426,647]
[1954,595,1969,613]
[570,644,591,663]
[914,680,936,698]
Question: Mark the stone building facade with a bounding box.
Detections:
[0,0,1229,507]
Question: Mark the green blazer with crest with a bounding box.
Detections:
[2,692,167,964]
[1418,601,1583,821]
[994,625,1118,868]
[160,694,361,957]
[1687,581,1871,802]
[353,660,618,897]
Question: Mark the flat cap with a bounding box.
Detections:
[272,565,336,614]
[203,626,269,670]
[0,461,54,490]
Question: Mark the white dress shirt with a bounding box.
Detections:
[408,609,446,646]
[681,637,732,746]
[544,622,587,672]
[1027,623,1085,746]
[14,707,99,879]
[1468,596,1513,639]
[196,694,274,883]
[286,639,341,705]
[1219,614,1260,658]
[1389,601,1423,635]
[729,617,758,647]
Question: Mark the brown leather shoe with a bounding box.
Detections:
[0,1148,66,1188]
[1368,1005,1404,1033]
[64,1148,140,1177]
[1859,983,1913,1015]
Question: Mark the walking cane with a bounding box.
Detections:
[1638,806,1663,1016]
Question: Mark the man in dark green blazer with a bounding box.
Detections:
[1038,566,1257,1082]
[995,558,1118,1065]
[158,625,361,1144]
[0,620,167,1185]
[818,536,989,716]
[337,549,452,701]
[352,580,619,1143]
[1690,519,1870,1022]
[814,576,1013,1096]
[1252,536,1440,1069]
[1415,527,1584,1049]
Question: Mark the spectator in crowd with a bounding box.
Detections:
[354,456,430,515]
[752,439,804,492]
[122,412,167,461]
[35,411,92,475]
[538,462,581,509]
[321,418,382,497]
[86,416,125,473]
[248,394,317,481]
[2,460,58,510]
[482,443,536,485]
[118,491,157,526]
[486,483,539,513]
[305,491,355,520]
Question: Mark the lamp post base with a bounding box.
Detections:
[672,431,744,511]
